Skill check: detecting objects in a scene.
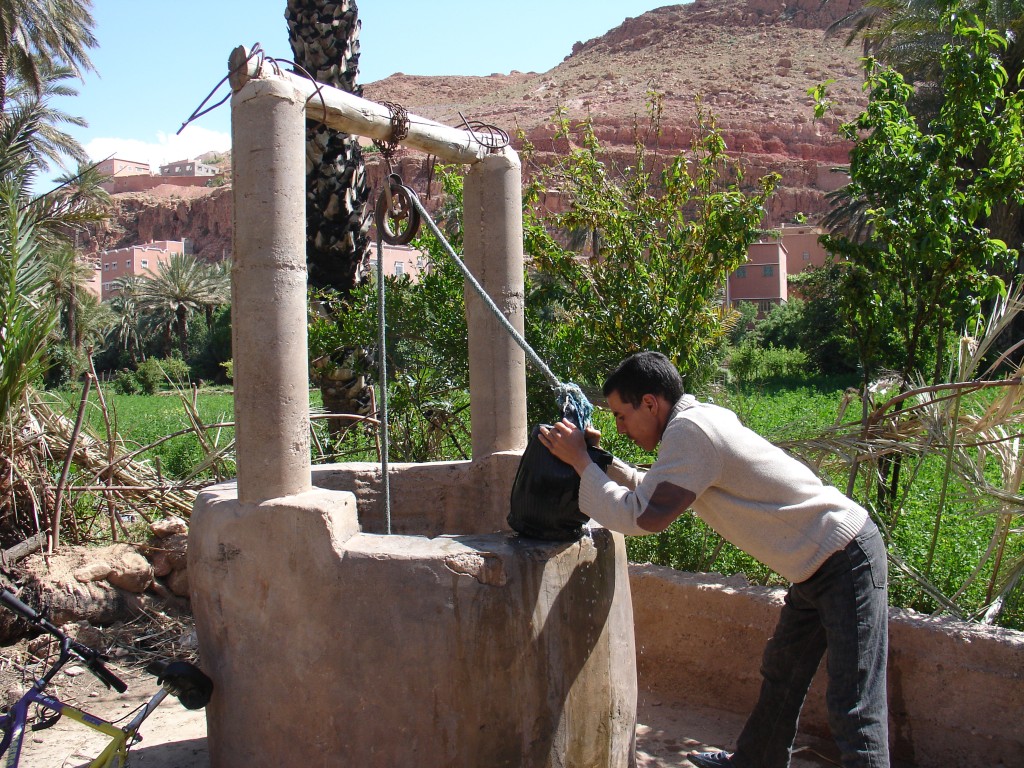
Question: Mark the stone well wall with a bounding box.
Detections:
[190,455,638,768]
[628,565,1024,768]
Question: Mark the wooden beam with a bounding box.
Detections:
[228,45,490,165]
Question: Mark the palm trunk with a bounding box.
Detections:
[176,307,188,356]
[287,0,375,444]
[0,50,8,114]
[286,0,372,292]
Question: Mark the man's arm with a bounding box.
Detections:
[540,419,695,535]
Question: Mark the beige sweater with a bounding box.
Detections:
[579,395,867,583]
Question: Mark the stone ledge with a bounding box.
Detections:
[628,564,1024,767]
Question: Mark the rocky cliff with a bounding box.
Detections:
[97,0,870,259]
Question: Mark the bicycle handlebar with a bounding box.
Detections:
[0,588,127,693]
[81,651,127,693]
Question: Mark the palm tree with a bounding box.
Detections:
[285,0,372,291]
[0,178,52,421]
[0,0,97,112]
[137,253,229,356]
[42,241,93,353]
[4,60,88,173]
[0,106,56,422]
[107,275,144,363]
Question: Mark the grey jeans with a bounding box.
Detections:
[733,522,890,768]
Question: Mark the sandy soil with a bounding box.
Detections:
[3,663,207,768]
[4,663,838,768]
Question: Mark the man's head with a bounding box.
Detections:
[602,351,684,406]
[601,352,683,451]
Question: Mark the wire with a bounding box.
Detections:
[403,185,593,429]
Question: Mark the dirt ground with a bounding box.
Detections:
[0,659,208,768]
[2,652,839,768]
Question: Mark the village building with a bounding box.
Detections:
[159,159,218,177]
[87,240,186,300]
[94,157,150,179]
[727,224,831,315]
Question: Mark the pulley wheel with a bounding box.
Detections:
[375,175,421,246]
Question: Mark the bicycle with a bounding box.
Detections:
[0,588,213,767]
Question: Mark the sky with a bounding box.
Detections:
[43,0,674,189]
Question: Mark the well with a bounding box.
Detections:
[188,50,638,767]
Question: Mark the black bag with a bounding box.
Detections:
[508,424,614,541]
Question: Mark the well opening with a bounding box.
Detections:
[188,50,639,767]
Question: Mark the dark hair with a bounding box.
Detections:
[602,351,684,407]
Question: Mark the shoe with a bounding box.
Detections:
[688,751,734,768]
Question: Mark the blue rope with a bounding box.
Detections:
[407,189,593,428]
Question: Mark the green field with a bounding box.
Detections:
[44,377,1022,629]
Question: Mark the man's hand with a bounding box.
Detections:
[538,419,598,476]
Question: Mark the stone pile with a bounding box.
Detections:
[0,517,193,639]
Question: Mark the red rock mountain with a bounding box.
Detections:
[93,0,869,260]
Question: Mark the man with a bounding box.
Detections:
[538,351,890,768]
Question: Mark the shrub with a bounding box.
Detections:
[728,343,809,383]
[111,369,142,395]
[135,357,191,394]
[42,343,84,389]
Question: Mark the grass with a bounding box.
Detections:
[44,373,1024,629]
[47,385,237,480]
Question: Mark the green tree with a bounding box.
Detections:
[106,274,145,364]
[825,0,1024,340]
[786,265,859,374]
[827,0,1024,92]
[4,60,88,172]
[137,253,229,356]
[0,93,103,420]
[818,11,1023,388]
[0,0,96,112]
[815,10,1024,517]
[0,175,52,417]
[70,288,111,351]
[522,108,778,393]
[41,242,92,353]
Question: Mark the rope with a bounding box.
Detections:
[405,190,594,430]
[375,236,392,534]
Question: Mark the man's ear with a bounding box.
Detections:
[641,393,659,412]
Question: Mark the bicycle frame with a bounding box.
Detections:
[0,589,210,768]
[0,681,170,768]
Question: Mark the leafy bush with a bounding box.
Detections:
[111,369,142,395]
[728,343,809,383]
[135,357,191,394]
[521,105,778,393]
[753,299,807,350]
[42,343,84,389]
[727,301,760,346]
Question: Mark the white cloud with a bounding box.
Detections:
[84,124,231,172]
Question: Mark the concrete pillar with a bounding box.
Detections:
[230,77,310,503]
[463,149,528,458]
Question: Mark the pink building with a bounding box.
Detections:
[779,224,829,274]
[727,226,830,315]
[96,240,185,300]
[367,244,428,282]
[95,157,151,179]
[95,158,151,193]
[727,241,787,315]
[81,255,102,300]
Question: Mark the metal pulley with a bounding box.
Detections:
[374,172,421,246]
